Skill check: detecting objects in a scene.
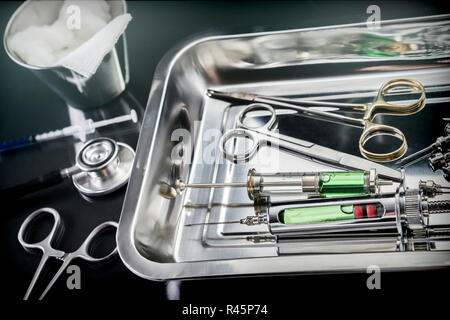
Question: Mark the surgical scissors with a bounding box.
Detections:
[18,208,118,300]
[209,78,426,162]
[218,102,402,182]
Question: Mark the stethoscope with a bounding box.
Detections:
[0,137,135,199]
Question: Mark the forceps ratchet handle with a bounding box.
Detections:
[18,207,118,300]
[38,221,118,300]
[18,208,65,300]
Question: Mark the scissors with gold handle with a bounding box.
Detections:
[208,78,426,162]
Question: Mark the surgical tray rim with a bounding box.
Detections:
[117,14,450,281]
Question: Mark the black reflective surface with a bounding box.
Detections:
[1,0,449,304]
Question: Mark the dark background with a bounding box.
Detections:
[1,0,449,313]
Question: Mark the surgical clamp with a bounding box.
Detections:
[18,208,118,300]
[217,103,402,182]
[209,78,426,162]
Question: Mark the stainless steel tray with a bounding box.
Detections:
[118,15,450,280]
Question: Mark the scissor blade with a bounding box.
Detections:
[261,130,402,182]
[208,89,366,112]
[286,141,401,182]
[337,151,402,182]
[207,90,257,104]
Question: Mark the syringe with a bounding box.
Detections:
[0,109,138,152]
[176,168,393,200]
[185,182,450,236]
[184,200,389,227]
[184,177,450,252]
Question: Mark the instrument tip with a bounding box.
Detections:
[206,89,220,97]
[130,109,138,123]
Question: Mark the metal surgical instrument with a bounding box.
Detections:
[18,208,118,300]
[0,109,138,152]
[0,137,135,198]
[396,123,450,168]
[209,78,426,162]
[216,103,402,182]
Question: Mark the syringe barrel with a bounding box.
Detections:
[264,194,398,237]
[247,169,378,200]
[246,169,309,200]
[278,203,384,225]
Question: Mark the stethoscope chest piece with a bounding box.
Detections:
[72,137,135,196]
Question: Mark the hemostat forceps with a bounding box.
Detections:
[217,103,402,182]
[209,78,426,162]
[18,208,118,300]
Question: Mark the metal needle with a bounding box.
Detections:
[184,220,241,227]
[178,182,248,189]
[177,179,392,190]
[396,145,433,166]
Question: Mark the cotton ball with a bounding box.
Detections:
[43,20,77,52]
[8,26,57,66]
[8,0,114,67]
[9,18,78,67]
